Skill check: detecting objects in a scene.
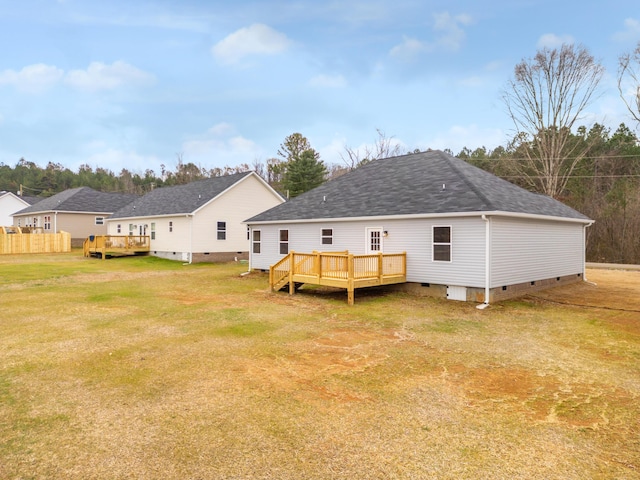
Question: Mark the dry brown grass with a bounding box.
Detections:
[0,253,639,479]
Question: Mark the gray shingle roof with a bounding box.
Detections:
[13,187,138,215]
[109,172,253,219]
[246,150,591,223]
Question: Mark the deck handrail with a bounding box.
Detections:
[269,250,407,298]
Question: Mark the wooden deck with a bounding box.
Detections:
[83,235,150,259]
[269,250,407,305]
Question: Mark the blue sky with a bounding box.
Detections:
[0,1,639,176]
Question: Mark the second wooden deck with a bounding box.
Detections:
[83,235,150,259]
[270,250,407,305]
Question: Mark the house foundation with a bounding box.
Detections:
[391,273,584,303]
[151,250,248,263]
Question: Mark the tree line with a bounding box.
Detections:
[1,41,639,264]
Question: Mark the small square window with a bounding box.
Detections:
[169,221,173,233]
[95,217,105,225]
[321,228,333,245]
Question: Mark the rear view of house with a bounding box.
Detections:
[246,150,593,305]
[107,172,284,263]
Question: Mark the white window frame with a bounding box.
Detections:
[95,216,105,225]
[279,229,289,255]
[321,228,333,245]
[117,224,121,234]
[43,215,51,230]
[217,221,226,240]
[432,225,452,262]
[252,229,261,254]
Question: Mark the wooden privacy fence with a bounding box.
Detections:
[270,250,407,305]
[83,235,150,259]
[0,227,71,254]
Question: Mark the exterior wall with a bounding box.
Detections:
[191,174,283,254]
[0,194,29,226]
[249,216,487,288]
[106,174,284,263]
[490,217,584,287]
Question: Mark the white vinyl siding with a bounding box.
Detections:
[490,217,584,287]
[104,174,283,257]
[248,217,486,287]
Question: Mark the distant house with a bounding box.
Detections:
[106,172,285,263]
[12,187,138,246]
[245,150,593,304]
[0,191,40,226]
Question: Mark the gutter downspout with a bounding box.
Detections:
[584,221,595,284]
[477,214,491,310]
[183,214,193,265]
[240,225,252,276]
[54,211,58,233]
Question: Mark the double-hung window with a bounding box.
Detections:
[433,226,451,262]
[217,221,226,240]
[252,230,261,254]
[279,229,289,255]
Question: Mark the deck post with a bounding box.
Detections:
[347,253,355,305]
[315,251,321,281]
[288,251,295,295]
[378,252,383,282]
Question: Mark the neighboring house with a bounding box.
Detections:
[245,150,593,304]
[106,172,285,263]
[0,191,40,226]
[12,187,139,246]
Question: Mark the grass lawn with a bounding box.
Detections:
[1,251,639,479]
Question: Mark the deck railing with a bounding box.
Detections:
[269,250,407,304]
[83,235,150,258]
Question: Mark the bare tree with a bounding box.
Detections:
[618,41,640,125]
[502,44,604,198]
[341,129,403,170]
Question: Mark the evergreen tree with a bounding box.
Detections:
[282,149,327,197]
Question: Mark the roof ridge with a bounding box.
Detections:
[439,152,495,209]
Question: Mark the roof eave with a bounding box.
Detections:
[246,210,593,225]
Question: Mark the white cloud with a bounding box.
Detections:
[433,12,472,51]
[211,23,291,65]
[182,124,262,166]
[65,61,155,92]
[390,36,431,60]
[613,18,640,42]
[0,64,64,93]
[390,12,472,61]
[537,33,575,49]
[308,74,347,88]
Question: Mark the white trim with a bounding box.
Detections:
[247,210,593,226]
[432,225,452,262]
[365,226,383,254]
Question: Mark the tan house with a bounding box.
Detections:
[106,172,284,263]
[12,187,138,246]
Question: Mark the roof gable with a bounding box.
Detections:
[108,172,261,219]
[246,150,590,223]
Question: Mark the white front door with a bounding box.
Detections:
[366,227,383,254]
